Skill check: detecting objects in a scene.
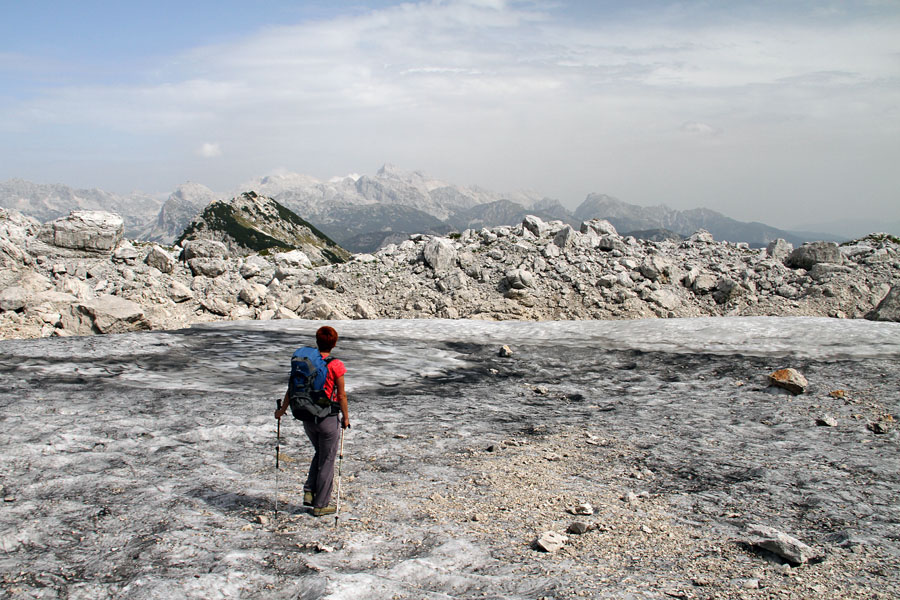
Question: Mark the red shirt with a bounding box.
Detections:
[323,358,346,400]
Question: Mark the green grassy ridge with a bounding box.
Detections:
[176,194,350,263]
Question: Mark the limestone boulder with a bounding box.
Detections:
[0,208,41,243]
[181,239,228,260]
[274,250,312,270]
[75,295,150,334]
[240,255,271,279]
[533,531,567,553]
[785,242,843,270]
[112,240,140,263]
[809,262,853,281]
[353,299,377,319]
[713,277,744,304]
[238,283,268,307]
[581,219,618,237]
[868,285,900,322]
[188,258,228,278]
[423,237,458,273]
[298,298,346,320]
[145,245,176,274]
[640,256,672,283]
[167,281,193,303]
[649,289,681,311]
[273,306,298,320]
[597,234,626,252]
[692,273,718,294]
[746,524,821,565]
[553,226,578,248]
[38,211,124,253]
[688,230,715,244]
[0,237,32,267]
[522,215,549,238]
[505,268,535,290]
[766,239,793,261]
[56,277,94,301]
[0,286,29,312]
[199,296,233,316]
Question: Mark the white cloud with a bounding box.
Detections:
[199,142,222,158]
[681,121,721,137]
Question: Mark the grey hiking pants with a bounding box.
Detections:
[303,415,340,508]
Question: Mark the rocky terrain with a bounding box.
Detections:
[1,202,899,340]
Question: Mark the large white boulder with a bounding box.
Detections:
[581,219,618,237]
[144,245,176,274]
[423,237,458,273]
[0,286,28,312]
[785,242,843,270]
[522,215,549,238]
[74,295,150,334]
[274,250,312,269]
[181,239,228,260]
[38,211,124,252]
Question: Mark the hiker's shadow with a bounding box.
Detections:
[190,488,306,516]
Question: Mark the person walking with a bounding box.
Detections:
[275,326,349,517]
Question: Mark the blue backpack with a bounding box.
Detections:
[288,347,336,420]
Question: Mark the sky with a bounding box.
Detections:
[1,0,899,232]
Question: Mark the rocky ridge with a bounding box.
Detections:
[176,191,350,265]
[1,207,898,340]
[137,182,218,244]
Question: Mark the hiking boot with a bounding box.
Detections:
[312,505,336,517]
[303,491,314,507]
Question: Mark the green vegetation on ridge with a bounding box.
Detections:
[176,193,350,263]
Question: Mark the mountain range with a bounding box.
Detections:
[0,178,163,238]
[0,166,867,252]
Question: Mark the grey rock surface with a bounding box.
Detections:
[868,285,900,322]
[786,241,843,270]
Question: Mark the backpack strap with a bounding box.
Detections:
[323,356,337,402]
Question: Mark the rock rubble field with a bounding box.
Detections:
[1,207,899,340]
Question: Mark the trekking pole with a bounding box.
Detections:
[275,417,281,517]
[334,427,345,528]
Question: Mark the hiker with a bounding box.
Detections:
[275,325,349,517]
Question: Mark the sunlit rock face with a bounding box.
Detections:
[37,210,124,252]
[0,317,898,598]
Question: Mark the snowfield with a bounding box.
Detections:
[1,317,898,599]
